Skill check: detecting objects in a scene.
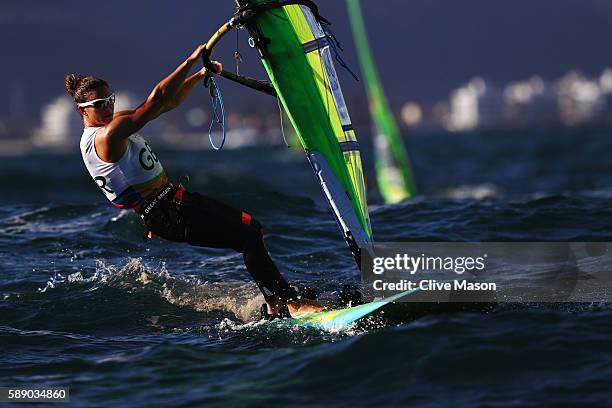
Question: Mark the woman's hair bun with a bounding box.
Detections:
[64,74,83,97]
[64,74,109,104]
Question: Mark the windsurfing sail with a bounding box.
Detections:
[346,0,417,203]
[235,0,373,267]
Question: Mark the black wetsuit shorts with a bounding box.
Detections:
[141,185,297,302]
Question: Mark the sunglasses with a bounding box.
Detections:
[77,93,115,109]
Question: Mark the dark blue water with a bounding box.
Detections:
[2,127,612,406]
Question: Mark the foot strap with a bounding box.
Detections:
[260,303,290,320]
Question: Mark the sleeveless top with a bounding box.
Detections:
[80,126,168,212]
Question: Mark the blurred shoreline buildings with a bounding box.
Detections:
[1,91,287,155]
[3,69,612,155]
[430,69,612,131]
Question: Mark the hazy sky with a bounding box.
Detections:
[3,0,612,119]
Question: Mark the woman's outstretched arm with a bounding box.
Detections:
[160,61,222,114]
[114,60,221,120]
[104,44,210,141]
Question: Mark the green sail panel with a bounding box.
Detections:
[346,0,417,203]
[238,1,373,263]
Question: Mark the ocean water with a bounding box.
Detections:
[2,127,612,407]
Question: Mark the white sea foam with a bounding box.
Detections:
[38,258,265,322]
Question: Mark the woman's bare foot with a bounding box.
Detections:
[287,298,326,317]
[266,298,326,318]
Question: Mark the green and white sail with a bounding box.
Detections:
[346,0,417,203]
[237,0,373,266]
